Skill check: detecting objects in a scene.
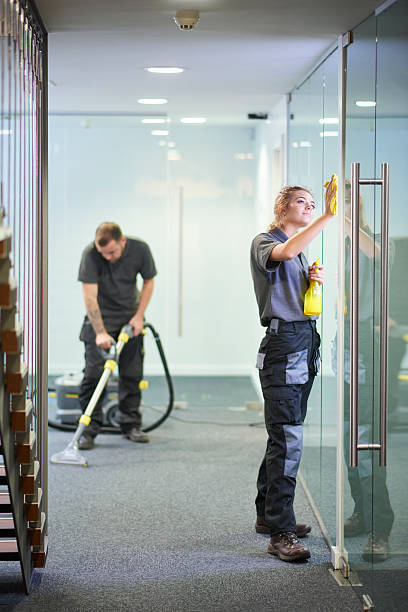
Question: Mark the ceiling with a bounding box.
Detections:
[36,0,386,124]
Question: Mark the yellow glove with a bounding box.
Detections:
[323,173,338,216]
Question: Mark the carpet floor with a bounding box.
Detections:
[0,377,362,611]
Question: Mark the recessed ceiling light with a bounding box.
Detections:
[180,117,207,124]
[292,142,299,148]
[319,117,338,125]
[151,130,169,136]
[300,141,312,148]
[137,98,168,105]
[146,67,184,74]
[167,141,176,148]
[141,118,167,124]
[356,100,376,107]
[319,131,338,137]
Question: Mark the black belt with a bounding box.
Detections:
[266,318,316,335]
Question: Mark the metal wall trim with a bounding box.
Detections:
[332,35,348,570]
[375,0,399,16]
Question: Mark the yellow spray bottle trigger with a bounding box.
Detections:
[323,173,338,216]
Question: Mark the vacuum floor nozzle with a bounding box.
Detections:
[50,446,87,467]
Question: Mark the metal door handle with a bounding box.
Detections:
[349,162,389,467]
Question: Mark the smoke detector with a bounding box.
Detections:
[174,10,200,30]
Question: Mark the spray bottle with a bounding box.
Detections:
[304,258,322,316]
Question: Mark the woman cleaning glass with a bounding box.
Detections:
[250,180,336,562]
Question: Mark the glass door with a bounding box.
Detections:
[372,0,408,606]
[344,1,408,608]
[288,50,339,547]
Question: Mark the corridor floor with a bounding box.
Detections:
[0,377,362,611]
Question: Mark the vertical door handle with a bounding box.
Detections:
[349,162,360,467]
[379,163,390,467]
[349,162,389,467]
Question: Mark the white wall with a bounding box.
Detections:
[48,117,259,376]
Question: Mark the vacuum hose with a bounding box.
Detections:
[48,322,174,434]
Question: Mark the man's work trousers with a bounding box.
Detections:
[255,319,320,535]
[78,319,144,437]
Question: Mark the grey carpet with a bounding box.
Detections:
[0,377,362,611]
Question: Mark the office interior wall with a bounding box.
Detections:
[48,117,259,375]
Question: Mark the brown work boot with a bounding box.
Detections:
[123,427,150,443]
[256,516,311,538]
[268,531,311,562]
[362,534,390,563]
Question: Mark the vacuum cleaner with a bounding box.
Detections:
[50,322,174,467]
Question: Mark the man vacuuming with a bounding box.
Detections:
[77,222,157,450]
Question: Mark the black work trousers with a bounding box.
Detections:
[78,319,144,437]
[255,319,320,535]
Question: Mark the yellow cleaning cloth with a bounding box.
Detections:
[323,173,338,215]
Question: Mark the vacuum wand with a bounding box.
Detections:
[50,324,134,467]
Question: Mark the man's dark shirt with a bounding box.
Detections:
[78,237,157,329]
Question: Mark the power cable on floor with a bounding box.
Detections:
[148,404,264,427]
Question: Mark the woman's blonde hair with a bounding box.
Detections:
[268,185,312,232]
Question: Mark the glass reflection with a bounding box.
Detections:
[341,183,394,562]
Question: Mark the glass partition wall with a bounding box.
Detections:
[343,1,408,608]
[289,0,408,608]
[48,115,257,427]
[288,49,339,547]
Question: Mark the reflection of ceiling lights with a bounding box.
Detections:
[180,117,207,124]
[356,100,376,107]
[151,130,169,136]
[319,131,338,137]
[158,140,167,146]
[319,117,338,125]
[141,118,166,124]
[137,98,168,104]
[234,153,254,160]
[300,141,312,148]
[146,67,184,74]
[292,142,299,148]
[167,142,176,148]
[0,129,12,135]
[168,150,181,161]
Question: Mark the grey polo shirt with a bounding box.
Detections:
[250,227,318,326]
[78,237,157,329]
